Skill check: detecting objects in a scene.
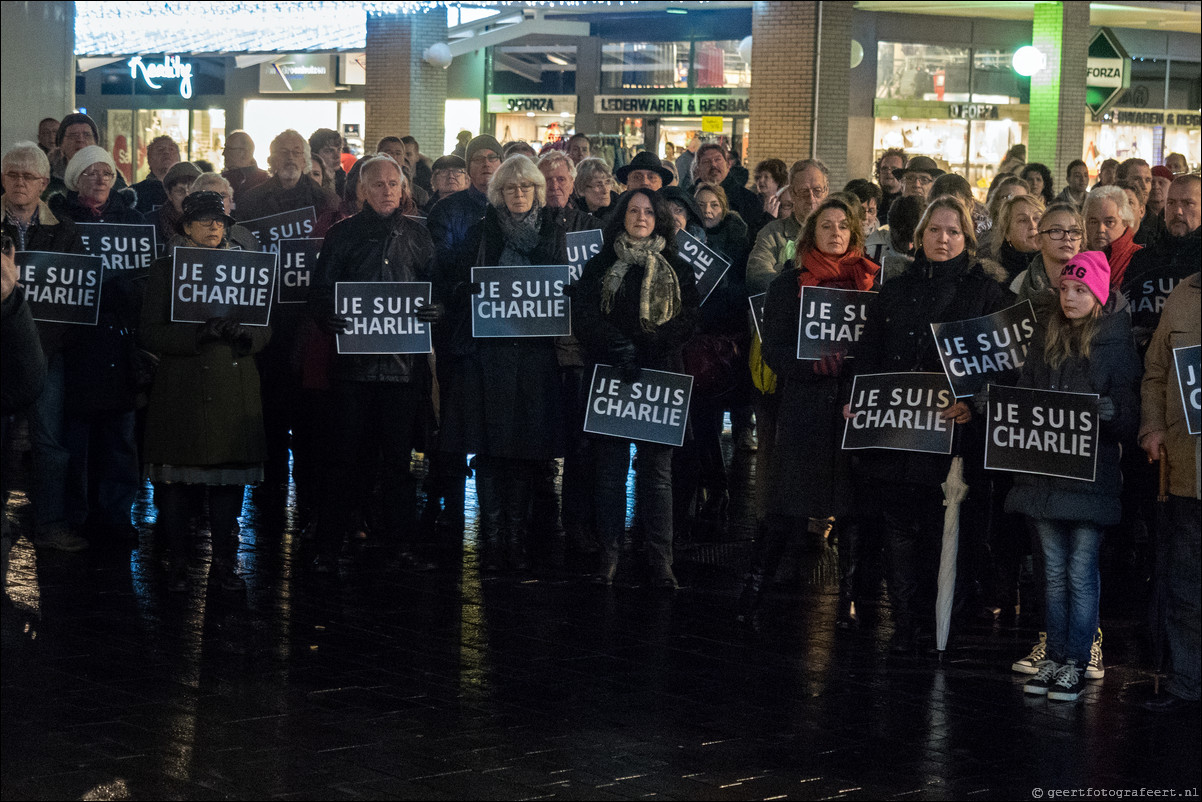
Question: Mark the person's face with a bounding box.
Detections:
[624,193,656,240]
[863,197,879,230]
[567,138,590,164]
[432,167,466,196]
[2,165,49,207]
[754,171,779,197]
[1123,189,1144,224]
[921,208,966,262]
[540,162,573,209]
[1165,180,1201,237]
[667,201,688,233]
[902,171,934,201]
[581,174,611,210]
[1037,210,1083,265]
[270,135,308,183]
[625,169,662,191]
[500,177,537,215]
[167,181,190,213]
[697,190,723,229]
[1086,198,1126,250]
[147,141,180,176]
[379,141,406,166]
[184,217,226,248]
[777,187,794,220]
[1128,164,1153,198]
[310,157,326,186]
[1059,278,1099,321]
[1149,175,1170,208]
[468,150,500,192]
[61,123,96,160]
[695,148,729,184]
[1165,154,1189,176]
[77,161,115,205]
[877,155,904,193]
[1068,165,1089,194]
[38,120,59,151]
[790,167,829,221]
[359,163,404,215]
[223,134,253,169]
[1098,163,1117,185]
[317,141,341,173]
[814,208,852,257]
[1007,207,1042,252]
[1023,171,1044,197]
[404,142,420,172]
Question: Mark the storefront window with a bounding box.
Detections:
[106,110,135,184]
[602,42,690,90]
[493,45,577,95]
[692,41,750,89]
[190,109,226,172]
[135,109,189,181]
[877,42,971,102]
[971,48,1028,104]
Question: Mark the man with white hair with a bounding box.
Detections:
[238,129,340,234]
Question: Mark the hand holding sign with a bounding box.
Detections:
[334,281,432,354]
[932,301,1036,397]
[1173,344,1201,435]
[984,384,1099,481]
[842,372,956,454]
[796,286,875,360]
[584,365,693,447]
[171,247,277,326]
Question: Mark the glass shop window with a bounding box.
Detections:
[877,42,971,103]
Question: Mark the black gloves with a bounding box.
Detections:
[318,314,350,335]
[416,302,444,323]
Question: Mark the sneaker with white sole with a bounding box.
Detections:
[1048,659,1085,701]
[1023,659,1059,695]
[1012,632,1047,674]
[1086,628,1104,679]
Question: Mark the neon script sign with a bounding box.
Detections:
[127,55,194,99]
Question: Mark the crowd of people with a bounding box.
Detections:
[2,113,1199,711]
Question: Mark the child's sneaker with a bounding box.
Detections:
[1085,628,1104,679]
[1023,660,1059,695]
[1048,659,1086,701]
[1012,632,1047,674]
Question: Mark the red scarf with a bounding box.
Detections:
[1105,226,1141,288]
[797,247,881,295]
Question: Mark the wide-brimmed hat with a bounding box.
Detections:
[177,190,236,232]
[893,155,945,180]
[615,150,674,186]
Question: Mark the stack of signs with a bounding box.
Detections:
[1174,344,1201,435]
[932,301,1036,397]
[842,372,956,454]
[334,281,432,354]
[748,292,766,339]
[76,223,157,271]
[170,247,277,326]
[583,365,693,447]
[795,286,875,360]
[15,251,104,325]
[676,230,731,306]
[277,238,322,305]
[565,229,603,283]
[242,207,317,255]
[985,385,1099,481]
[470,265,572,338]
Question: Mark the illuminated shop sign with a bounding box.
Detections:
[594,94,750,115]
[487,95,578,115]
[947,104,1000,120]
[127,55,195,98]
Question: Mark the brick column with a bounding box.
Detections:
[365,11,448,155]
[1029,2,1090,186]
[749,1,851,185]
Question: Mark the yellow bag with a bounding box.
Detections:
[749,331,777,394]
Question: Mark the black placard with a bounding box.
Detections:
[566,229,603,283]
[796,286,875,360]
[76,223,157,271]
[1173,344,1201,435]
[985,384,1099,481]
[932,301,1036,398]
[583,364,693,447]
[748,292,766,340]
[15,251,104,325]
[277,238,322,305]
[676,229,731,306]
[470,265,571,338]
[241,207,318,255]
[842,372,956,454]
[170,247,277,326]
[1126,275,1184,319]
[334,281,432,355]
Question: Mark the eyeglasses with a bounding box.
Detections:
[3,171,45,184]
[1040,228,1084,241]
[79,169,116,183]
[584,181,610,192]
[794,186,827,198]
[471,154,501,165]
[190,217,225,227]
[502,182,536,196]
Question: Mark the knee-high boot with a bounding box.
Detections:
[737,516,790,629]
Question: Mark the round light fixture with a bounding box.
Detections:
[1012,46,1045,77]
[850,40,864,69]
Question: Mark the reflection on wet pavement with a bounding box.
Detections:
[2,431,1199,800]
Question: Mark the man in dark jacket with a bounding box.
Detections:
[309,128,346,197]
[309,155,443,572]
[692,143,766,248]
[221,130,269,211]
[131,135,181,213]
[238,129,340,234]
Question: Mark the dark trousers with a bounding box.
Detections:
[594,439,674,568]
[881,483,947,632]
[63,408,139,529]
[1165,495,1201,700]
[559,366,594,542]
[156,482,244,565]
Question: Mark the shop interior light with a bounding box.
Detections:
[666,6,688,14]
[1011,45,1046,77]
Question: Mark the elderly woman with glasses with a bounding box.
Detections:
[572,157,619,223]
[49,146,144,226]
[438,155,570,573]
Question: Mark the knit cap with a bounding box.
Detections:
[1060,250,1110,305]
[465,135,502,166]
[63,145,117,191]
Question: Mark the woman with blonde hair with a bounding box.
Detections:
[988,194,1046,281]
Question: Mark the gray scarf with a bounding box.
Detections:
[601,232,681,332]
[496,206,541,266]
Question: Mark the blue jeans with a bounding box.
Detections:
[63,409,139,527]
[27,354,68,534]
[594,438,674,568]
[1033,518,1102,667]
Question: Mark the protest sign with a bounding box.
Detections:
[170,247,277,326]
[1126,275,1186,319]
[334,281,431,355]
[932,301,1036,397]
[242,207,317,254]
[676,229,731,307]
[842,372,955,454]
[796,286,875,360]
[1173,344,1201,435]
[748,293,766,340]
[566,229,603,282]
[277,238,322,304]
[76,223,157,271]
[583,365,693,447]
[15,251,104,325]
[985,384,1099,481]
[470,265,571,338]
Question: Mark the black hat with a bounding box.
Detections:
[658,185,704,230]
[431,154,466,172]
[615,150,674,186]
[56,113,100,147]
[178,191,236,233]
[893,155,945,181]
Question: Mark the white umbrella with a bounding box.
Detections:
[936,455,969,652]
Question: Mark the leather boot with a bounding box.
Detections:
[475,461,503,572]
[503,467,532,572]
[735,567,768,631]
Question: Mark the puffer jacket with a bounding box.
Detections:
[310,205,435,384]
[1005,292,1142,524]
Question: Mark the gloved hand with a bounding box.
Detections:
[618,359,641,385]
[812,351,844,376]
[608,339,640,384]
[198,317,224,344]
[1097,396,1116,421]
[467,281,484,296]
[416,302,444,323]
[971,386,990,415]
[213,317,242,341]
[317,313,350,335]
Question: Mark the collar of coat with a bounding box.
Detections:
[1,196,61,227]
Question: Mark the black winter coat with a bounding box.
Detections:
[1,201,84,359]
[427,185,489,280]
[698,212,750,335]
[1,287,46,413]
[1004,295,1141,526]
[720,173,765,246]
[1120,227,1201,353]
[310,206,435,384]
[49,190,144,226]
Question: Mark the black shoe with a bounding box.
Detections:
[1141,694,1200,714]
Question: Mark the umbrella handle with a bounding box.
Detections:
[1158,444,1169,503]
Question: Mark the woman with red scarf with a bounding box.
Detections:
[737,196,880,630]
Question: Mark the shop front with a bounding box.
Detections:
[593,91,751,166]
[1083,107,1201,173]
[488,94,577,149]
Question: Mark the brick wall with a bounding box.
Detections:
[813,1,852,185]
[365,11,449,156]
[407,11,448,156]
[1030,2,1088,189]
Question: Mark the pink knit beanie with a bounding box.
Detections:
[1060,250,1111,305]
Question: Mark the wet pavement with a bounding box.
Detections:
[3,437,1200,801]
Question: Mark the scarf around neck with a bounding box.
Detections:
[496,206,542,265]
[796,247,880,296]
[602,232,681,332]
[1104,226,1141,288]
